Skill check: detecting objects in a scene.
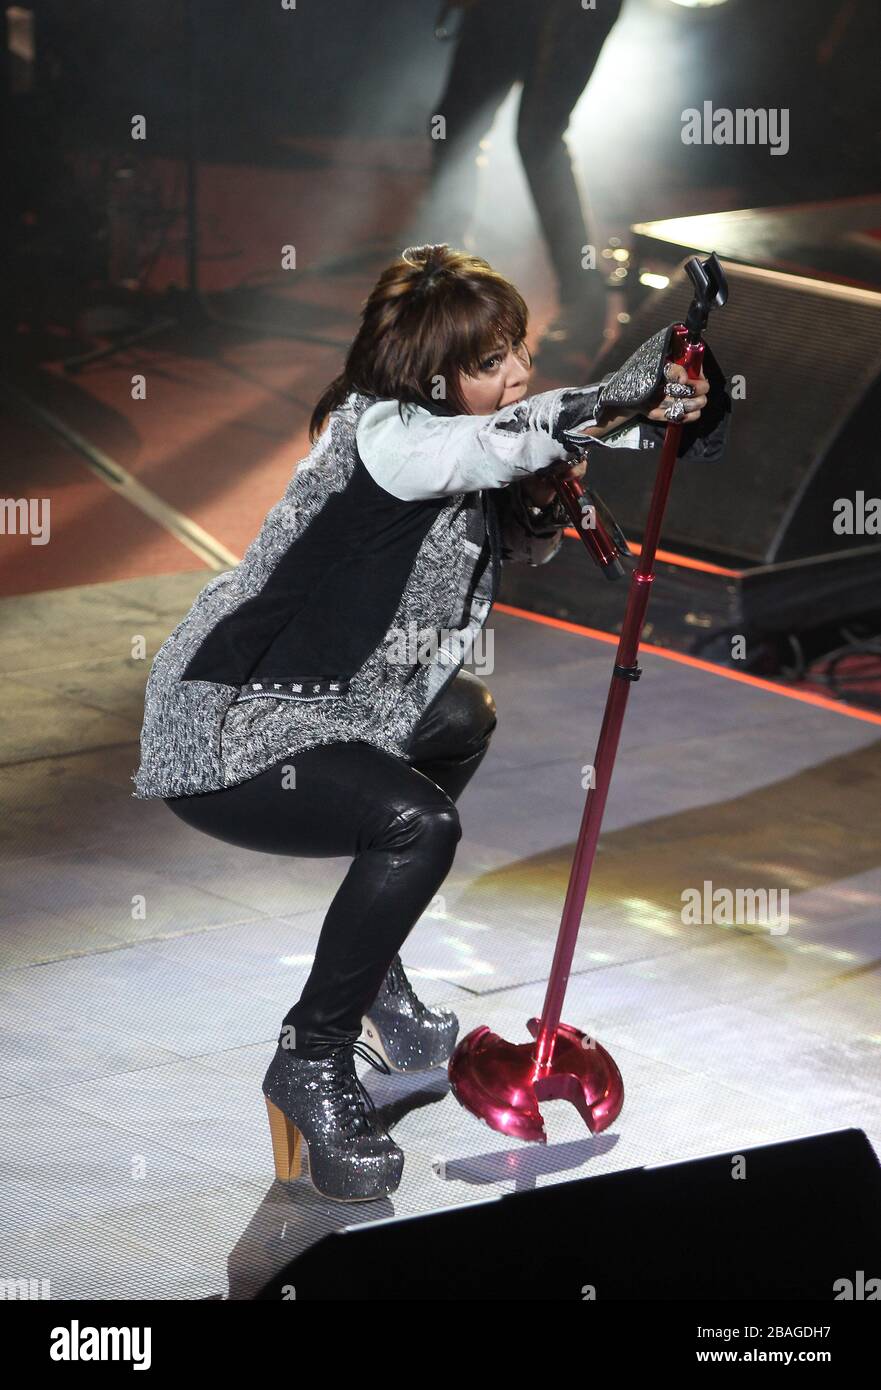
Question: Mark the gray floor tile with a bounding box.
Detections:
[0,991,182,1090]
[1,849,267,967]
[0,948,285,1056]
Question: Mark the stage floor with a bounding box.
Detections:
[2,572,880,1300]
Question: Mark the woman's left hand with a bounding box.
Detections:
[644,362,709,424]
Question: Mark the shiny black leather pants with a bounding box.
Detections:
[163,670,497,1057]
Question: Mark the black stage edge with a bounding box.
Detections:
[255,1129,881,1301]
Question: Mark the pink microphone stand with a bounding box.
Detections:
[449,254,729,1142]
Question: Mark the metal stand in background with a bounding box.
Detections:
[448,253,729,1142]
[62,0,202,372]
[63,0,335,374]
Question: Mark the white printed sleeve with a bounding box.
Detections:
[355,387,607,502]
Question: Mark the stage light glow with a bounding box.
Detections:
[622,898,680,935]
[667,0,728,9]
[640,272,671,289]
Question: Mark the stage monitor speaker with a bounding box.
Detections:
[585,261,881,567]
[255,1128,881,1300]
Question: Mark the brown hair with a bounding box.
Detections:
[308,244,530,441]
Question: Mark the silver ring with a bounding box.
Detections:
[665,380,694,399]
[663,400,686,422]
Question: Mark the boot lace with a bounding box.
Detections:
[385,954,430,1018]
[325,1039,391,1137]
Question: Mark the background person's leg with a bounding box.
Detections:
[403,0,528,248]
[516,0,623,351]
[164,741,462,1057]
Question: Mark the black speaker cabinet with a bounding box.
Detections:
[589,261,881,569]
[255,1128,881,1300]
[502,260,881,643]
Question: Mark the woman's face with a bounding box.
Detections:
[456,337,531,414]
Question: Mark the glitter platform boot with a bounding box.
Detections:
[262,1038,404,1201]
[361,953,459,1072]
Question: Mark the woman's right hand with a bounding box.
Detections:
[522,456,587,508]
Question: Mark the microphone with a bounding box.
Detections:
[551,464,632,581]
